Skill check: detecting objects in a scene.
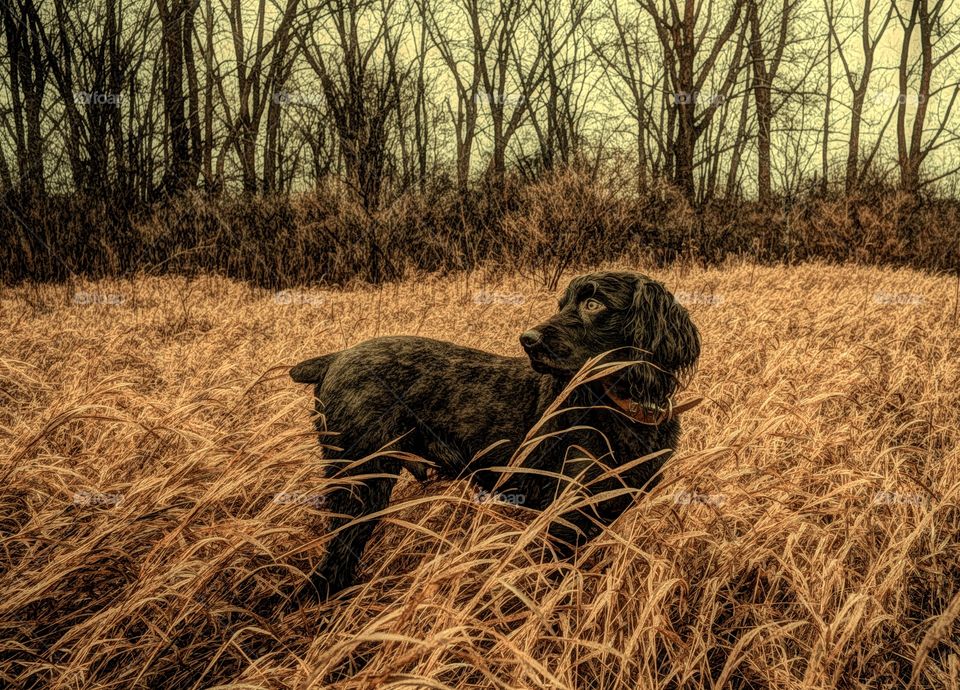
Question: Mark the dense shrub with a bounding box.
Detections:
[2,168,957,287]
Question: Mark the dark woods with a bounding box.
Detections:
[1,0,958,285]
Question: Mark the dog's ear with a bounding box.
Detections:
[624,278,701,405]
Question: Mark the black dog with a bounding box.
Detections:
[290,271,700,598]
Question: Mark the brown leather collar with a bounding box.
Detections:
[604,384,703,425]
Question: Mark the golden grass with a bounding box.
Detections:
[1,262,958,688]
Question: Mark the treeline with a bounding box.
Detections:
[1,0,959,284]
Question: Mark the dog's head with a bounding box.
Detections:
[520,272,700,405]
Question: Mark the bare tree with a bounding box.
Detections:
[156,0,201,194]
[410,11,433,191]
[895,0,960,193]
[725,64,753,197]
[821,0,833,194]
[418,0,481,191]
[262,0,301,192]
[207,0,300,193]
[300,0,406,209]
[636,0,746,202]
[1,0,48,199]
[591,1,664,188]
[524,0,594,173]
[201,0,216,189]
[421,0,541,190]
[1,0,957,209]
[474,0,541,186]
[826,0,893,193]
[745,0,797,202]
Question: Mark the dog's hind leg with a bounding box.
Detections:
[310,451,401,599]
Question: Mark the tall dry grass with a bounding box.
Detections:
[0,262,958,688]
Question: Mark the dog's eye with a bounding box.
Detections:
[582,298,605,313]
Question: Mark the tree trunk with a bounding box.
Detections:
[157,0,195,195]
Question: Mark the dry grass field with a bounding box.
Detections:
[1,262,958,689]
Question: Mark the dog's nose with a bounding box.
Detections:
[520,330,543,349]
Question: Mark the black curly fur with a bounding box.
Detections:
[290,271,700,599]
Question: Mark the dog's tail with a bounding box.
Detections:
[290,353,337,384]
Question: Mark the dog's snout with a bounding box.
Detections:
[520,329,543,349]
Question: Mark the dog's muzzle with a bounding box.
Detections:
[520,327,576,373]
[519,330,543,350]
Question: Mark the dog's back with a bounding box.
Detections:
[291,336,552,475]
